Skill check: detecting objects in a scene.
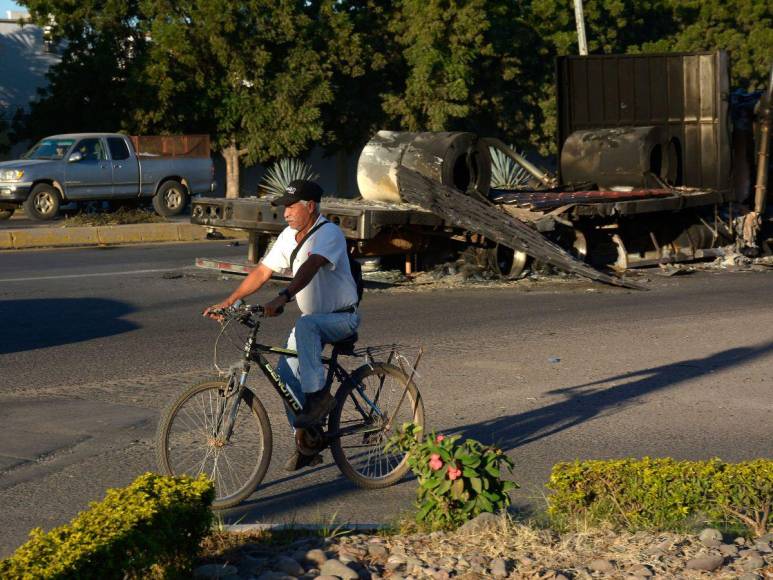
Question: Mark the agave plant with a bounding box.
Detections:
[259,158,319,196]
[489,145,532,190]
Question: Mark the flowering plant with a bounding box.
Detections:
[388,423,518,529]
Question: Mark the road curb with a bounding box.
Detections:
[222,523,386,534]
[0,223,246,250]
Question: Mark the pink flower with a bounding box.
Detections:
[447,465,462,480]
[435,434,445,443]
[429,453,443,471]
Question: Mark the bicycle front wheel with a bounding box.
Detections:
[155,379,273,509]
[330,363,424,489]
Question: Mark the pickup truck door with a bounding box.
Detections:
[107,137,140,197]
[64,138,112,200]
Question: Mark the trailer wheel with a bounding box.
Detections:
[23,184,60,220]
[0,208,14,220]
[152,180,188,217]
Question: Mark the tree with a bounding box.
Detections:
[639,0,773,91]
[18,0,146,141]
[379,0,543,155]
[133,0,333,197]
[312,0,404,154]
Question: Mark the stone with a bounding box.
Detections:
[628,564,653,577]
[644,540,671,555]
[194,564,239,578]
[431,569,450,580]
[685,554,724,571]
[490,557,508,577]
[753,541,772,553]
[739,574,762,580]
[735,536,748,545]
[367,542,388,560]
[742,556,765,571]
[719,543,738,556]
[273,555,304,577]
[759,532,773,543]
[589,559,615,573]
[319,558,360,579]
[314,577,340,580]
[740,549,761,558]
[698,528,723,548]
[386,554,406,571]
[458,512,501,533]
[405,556,424,574]
[303,548,328,568]
[256,573,295,580]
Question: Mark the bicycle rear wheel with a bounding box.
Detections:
[330,363,424,489]
[155,379,272,509]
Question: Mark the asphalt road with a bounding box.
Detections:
[0,243,771,556]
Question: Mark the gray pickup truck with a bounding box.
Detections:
[0,133,215,220]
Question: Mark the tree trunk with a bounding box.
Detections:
[222,143,241,199]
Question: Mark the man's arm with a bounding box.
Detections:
[203,262,274,319]
[263,254,328,316]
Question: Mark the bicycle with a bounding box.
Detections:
[155,302,425,509]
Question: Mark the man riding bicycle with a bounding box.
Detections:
[204,179,360,471]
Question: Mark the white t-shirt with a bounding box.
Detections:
[261,214,358,315]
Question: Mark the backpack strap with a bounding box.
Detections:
[290,219,329,268]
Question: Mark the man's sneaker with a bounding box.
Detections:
[284,450,323,472]
[294,390,337,428]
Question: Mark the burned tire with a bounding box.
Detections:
[0,208,14,220]
[23,183,60,220]
[152,180,188,217]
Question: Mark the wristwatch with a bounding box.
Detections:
[279,288,293,302]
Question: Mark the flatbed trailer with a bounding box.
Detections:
[191,50,771,280]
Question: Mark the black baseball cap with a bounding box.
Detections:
[271,179,323,206]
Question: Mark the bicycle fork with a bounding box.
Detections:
[212,369,249,444]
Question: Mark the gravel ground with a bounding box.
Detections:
[195,515,773,579]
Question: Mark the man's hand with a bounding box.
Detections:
[263,294,288,317]
[202,300,233,321]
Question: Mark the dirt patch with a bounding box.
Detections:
[63,207,167,227]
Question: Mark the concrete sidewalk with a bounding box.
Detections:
[0,222,246,250]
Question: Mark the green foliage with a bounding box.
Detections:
[15,0,773,162]
[382,0,539,142]
[547,458,773,537]
[489,146,532,189]
[638,0,773,91]
[19,0,147,141]
[388,423,518,530]
[260,158,319,196]
[134,0,332,165]
[0,472,214,579]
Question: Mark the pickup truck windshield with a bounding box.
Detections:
[24,139,76,160]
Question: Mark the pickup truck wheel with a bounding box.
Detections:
[0,208,14,220]
[153,181,189,217]
[24,184,60,220]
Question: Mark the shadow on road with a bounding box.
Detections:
[454,340,773,452]
[0,298,138,354]
[210,341,773,524]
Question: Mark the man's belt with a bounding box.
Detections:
[333,305,357,314]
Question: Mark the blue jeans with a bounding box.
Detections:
[277,311,360,425]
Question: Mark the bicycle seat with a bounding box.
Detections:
[330,333,358,355]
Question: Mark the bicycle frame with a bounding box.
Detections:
[228,318,387,428]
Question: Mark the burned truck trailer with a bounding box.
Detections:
[192,50,772,279]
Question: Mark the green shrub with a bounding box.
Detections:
[388,423,518,530]
[0,472,214,579]
[547,458,772,536]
